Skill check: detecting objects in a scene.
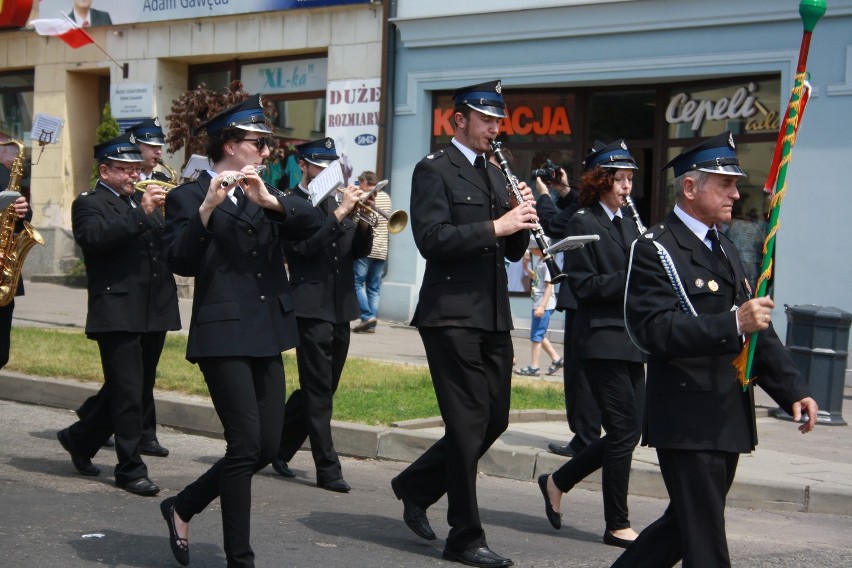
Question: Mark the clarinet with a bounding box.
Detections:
[623,195,646,233]
[489,141,565,283]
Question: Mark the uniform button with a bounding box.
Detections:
[680,382,687,387]
[260,295,266,302]
[445,276,451,280]
[335,269,340,274]
[256,273,263,279]
[466,196,471,201]
[334,256,338,261]
[106,286,111,291]
[332,242,337,247]
[247,229,254,236]
[251,251,258,257]
[153,273,158,278]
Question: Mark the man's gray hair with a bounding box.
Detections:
[673,169,711,202]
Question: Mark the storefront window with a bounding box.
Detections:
[0,71,35,199]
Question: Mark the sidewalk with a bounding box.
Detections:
[4,281,852,516]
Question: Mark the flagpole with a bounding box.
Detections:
[60,12,128,77]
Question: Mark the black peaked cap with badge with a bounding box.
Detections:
[195,94,273,136]
[582,139,638,172]
[452,79,507,118]
[664,130,746,178]
[94,132,143,163]
[126,117,165,146]
[296,137,338,168]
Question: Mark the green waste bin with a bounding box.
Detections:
[776,304,850,426]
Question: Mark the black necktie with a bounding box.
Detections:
[474,155,491,190]
[707,229,733,274]
[612,215,626,247]
[120,195,134,209]
[234,187,246,208]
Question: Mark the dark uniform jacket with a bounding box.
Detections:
[282,187,373,323]
[536,191,580,311]
[1,165,34,297]
[564,203,644,363]
[163,172,322,361]
[72,181,180,336]
[625,212,810,453]
[409,144,528,331]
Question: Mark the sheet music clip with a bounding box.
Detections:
[545,234,600,255]
[29,113,66,165]
[182,154,211,181]
[307,160,345,206]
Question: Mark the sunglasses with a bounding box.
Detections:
[241,137,276,151]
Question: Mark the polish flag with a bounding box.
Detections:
[30,19,94,49]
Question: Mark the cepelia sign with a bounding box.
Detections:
[666,82,781,133]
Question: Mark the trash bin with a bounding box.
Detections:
[775,304,851,426]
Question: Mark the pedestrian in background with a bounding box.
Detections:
[353,170,391,333]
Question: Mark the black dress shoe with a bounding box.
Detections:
[317,478,350,493]
[547,442,576,457]
[271,458,295,478]
[57,429,100,476]
[117,476,161,496]
[140,440,170,457]
[603,531,635,549]
[537,474,562,530]
[391,476,436,540]
[442,546,514,567]
[160,497,190,566]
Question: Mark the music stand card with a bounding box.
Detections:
[545,234,600,255]
[31,114,65,145]
[182,154,211,181]
[307,160,344,207]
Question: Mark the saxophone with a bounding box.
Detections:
[0,139,45,307]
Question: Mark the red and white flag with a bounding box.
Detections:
[30,18,94,49]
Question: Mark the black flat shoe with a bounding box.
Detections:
[317,478,351,493]
[160,497,190,566]
[603,531,635,549]
[547,442,576,457]
[271,458,295,478]
[140,440,170,457]
[537,474,562,529]
[117,476,161,496]
[57,429,100,476]
[442,546,514,567]
[391,476,436,540]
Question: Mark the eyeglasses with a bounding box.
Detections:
[241,137,276,151]
[107,164,142,175]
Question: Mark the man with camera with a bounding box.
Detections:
[534,161,602,459]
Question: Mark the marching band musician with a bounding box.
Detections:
[390,80,534,568]
[613,132,817,567]
[57,132,179,496]
[160,96,322,568]
[75,116,173,458]
[0,162,31,372]
[536,140,646,548]
[271,137,373,493]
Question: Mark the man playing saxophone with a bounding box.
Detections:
[0,160,33,371]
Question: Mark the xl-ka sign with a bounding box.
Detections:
[433,105,572,137]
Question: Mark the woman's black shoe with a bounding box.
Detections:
[160,497,190,565]
[537,474,562,529]
[603,531,635,549]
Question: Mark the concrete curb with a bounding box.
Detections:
[2,371,847,515]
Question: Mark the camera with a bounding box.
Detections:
[531,159,561,183]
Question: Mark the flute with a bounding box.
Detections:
[489,141,565,283]
[220,165,268,188]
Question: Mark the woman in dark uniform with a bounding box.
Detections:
[536,139,646,548]
[159,96,322,568]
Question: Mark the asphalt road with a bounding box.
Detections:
[2,399,851,568]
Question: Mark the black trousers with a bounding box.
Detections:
[0,299,14,369]
[552,359,644,531]
[66,331,166,483]
[175,356,285,568]
[394,327,512,552]
[277,318,349,484]
[611,450,739,568]
[562,309,601,452]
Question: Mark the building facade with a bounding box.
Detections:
[381,0,852,364]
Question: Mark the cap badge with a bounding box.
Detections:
[620,140,628,150]
[695,278,705,289]
[153,117,161,127]
[728,132,735,149]
[708,280,719,292]
[128,133,136,144]
[495,81,502,94]
[325,139,333,149]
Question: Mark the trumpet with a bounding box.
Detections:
[134,159,180,192]
[341,181,408,234]
[623,195,646,233]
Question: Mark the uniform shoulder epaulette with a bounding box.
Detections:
[576,207,590,215]
[424,149,445,161]
[79,191,90,197]
[641,223,667,240]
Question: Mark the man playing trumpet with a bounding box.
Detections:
[271,137,373,493]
